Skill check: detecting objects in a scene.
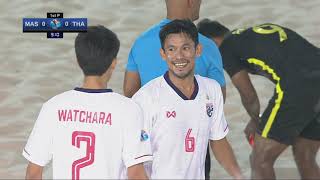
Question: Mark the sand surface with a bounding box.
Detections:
[0,0,319,178]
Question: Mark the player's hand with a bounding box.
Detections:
[233,173,244,180]
[244,119,258,146]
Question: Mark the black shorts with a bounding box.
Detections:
[257,83,320,145]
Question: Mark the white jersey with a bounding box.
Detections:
[23,88,152,179]
[132,73,229,179]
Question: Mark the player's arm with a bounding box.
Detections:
[205,38,227,102]
[123,71,141,98]
[231,70,260,121]
[221,86,226,102]
[208,66,226,102]
[210,138,242,179]
[123,101,152,178]
[231,70,260,141]
[23,103,53,180]
[123,45,142,98]
[209,80,242,179]
[127,163,148,180]
[25,162,43,179]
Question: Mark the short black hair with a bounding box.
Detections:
[159,19,199,50]
[75,25,120,76]
[197,19,230,39]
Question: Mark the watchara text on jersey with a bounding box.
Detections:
[23,88,152,179]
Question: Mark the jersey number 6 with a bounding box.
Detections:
[185,128,195,152]
[71,131,96,180]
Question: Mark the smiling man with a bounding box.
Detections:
[124,1,226,178]
[132,19,242,179]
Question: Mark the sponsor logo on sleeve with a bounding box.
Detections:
[206,103,214,117]
[140,130,149,141]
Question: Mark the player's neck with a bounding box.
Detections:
[167,15,191,21]
[82,76,107,89]
[169,73,195,98]
[166,10,192,21]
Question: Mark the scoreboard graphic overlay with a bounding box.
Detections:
[23,13,87,39]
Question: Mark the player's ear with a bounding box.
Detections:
[160,48,167,61]
[195,43,202,57]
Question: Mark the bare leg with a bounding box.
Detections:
[292,137,320,179]
[250,133,288,179]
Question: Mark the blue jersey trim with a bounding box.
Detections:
[74,87,113,93]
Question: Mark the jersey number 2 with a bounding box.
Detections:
[72,131,95,180]
[185,128,195,152]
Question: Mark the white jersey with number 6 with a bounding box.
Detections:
[23,88,152,179]
[132,73,229,179]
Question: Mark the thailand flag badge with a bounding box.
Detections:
[140,130,149,141]
[206,103,214,117]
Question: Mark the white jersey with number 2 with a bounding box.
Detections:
[23,88,152,179]
[132,73,229,179]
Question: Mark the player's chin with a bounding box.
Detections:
[173,70,192,79]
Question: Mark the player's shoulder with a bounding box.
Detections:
[140,23,161,38]
[132,76,163,101]
[45,89,138,108]
[198,33,217,48]
[133,21,162,47]
[111,93,143,113]
[198,33,220,55]
[219,31,240,52]
[199,33,212,44]
[43,90,76,106]
[135,76,162,95]
[195,75,220,90]
[196,75,223,101]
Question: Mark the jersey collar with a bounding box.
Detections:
[74,87,113,93]
[163,71,199,100]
